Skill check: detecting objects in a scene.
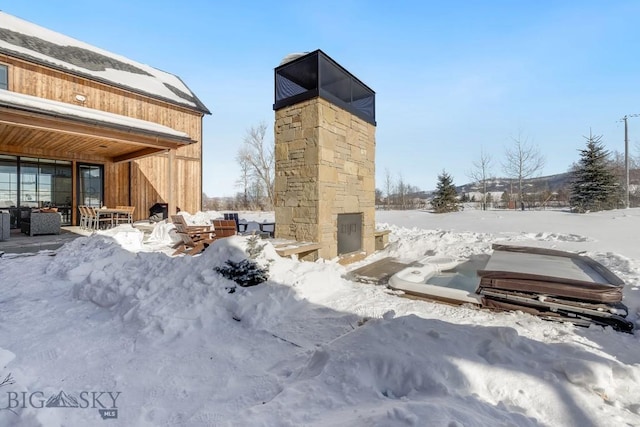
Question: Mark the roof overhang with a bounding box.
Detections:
[0,91,197,163]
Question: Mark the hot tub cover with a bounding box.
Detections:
[477,244,632,332]
[477,244,624,304]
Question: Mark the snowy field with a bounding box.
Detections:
[1,208,639,426]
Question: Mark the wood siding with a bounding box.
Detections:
[0,53,205,219]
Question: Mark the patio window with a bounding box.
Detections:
[0,156,72,227]
[0,155,17,208]
[0,64,7,90]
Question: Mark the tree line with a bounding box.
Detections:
[427,130,635,213]
[203,123,638,214]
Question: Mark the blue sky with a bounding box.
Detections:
[5,1,640,197]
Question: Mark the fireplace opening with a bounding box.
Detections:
[337,213,362,255]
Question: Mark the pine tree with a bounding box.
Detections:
[431,170,460,213]
[569,132,621,213]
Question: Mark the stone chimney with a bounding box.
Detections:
[273,50,376,260]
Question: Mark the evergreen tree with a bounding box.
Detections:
[569,132,621,213]
[431,170,460,213]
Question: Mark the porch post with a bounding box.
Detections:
[71,160,77,225]
[167,149,175,218]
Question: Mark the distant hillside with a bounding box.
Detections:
[457,172,572,195]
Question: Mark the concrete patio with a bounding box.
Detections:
[0,226,90,255]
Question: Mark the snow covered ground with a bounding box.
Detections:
[1,208,639,426]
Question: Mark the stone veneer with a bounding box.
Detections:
[274,97,376,260]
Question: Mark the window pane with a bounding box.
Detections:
[79,165,103,207]
[20,163,38,207]
[320,59,351,103]
[52,164,72,207]
[0,159,17,208]
[0,65,7,90]
[275,55,318,103]
[38,164,53,206]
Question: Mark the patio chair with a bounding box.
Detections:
[223,212,247,233]
[78,206,89,229]
[212,219,237,240]
[90,207,113,230]
[171,215,215,236]
[115,206,135,225]
[172,221,216,256]
[79,206,97,230]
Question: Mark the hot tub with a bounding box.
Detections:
[388,255,489,305]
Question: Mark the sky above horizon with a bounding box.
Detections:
[4,1,640,197]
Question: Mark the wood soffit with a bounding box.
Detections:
[0,105,196,163]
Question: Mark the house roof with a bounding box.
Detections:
[0,89,193,142]
[0,11,210,114]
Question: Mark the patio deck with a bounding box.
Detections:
[0,227,90,255]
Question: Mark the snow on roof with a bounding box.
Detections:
[0,89,192,140]
[279,52,310,66]
[0,12,210,114]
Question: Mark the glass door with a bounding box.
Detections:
[37,159,72,225]
[77,164,103,210]
[0,155,18,228]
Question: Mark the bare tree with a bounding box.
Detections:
[396,173,407,209]
[235,147,252,209]
[248,180,265,210]
[237,122,274,209]
[502,131,545,208]
[467,146,493,210]
[375,188,383,207]
[384,168,393,210]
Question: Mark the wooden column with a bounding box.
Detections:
[167,149,175,218]
[71,160,77,225]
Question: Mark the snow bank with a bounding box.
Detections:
[2,209,640,426]
[238,314,640,426]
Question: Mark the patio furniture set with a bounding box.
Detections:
[79,206,135,231]
[171,214,320,260]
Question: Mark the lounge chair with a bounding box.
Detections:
[171,215,216,256]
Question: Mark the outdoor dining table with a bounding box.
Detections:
[95,207,131,228]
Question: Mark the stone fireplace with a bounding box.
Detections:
[273,50,376,260]
[337,213,363,255]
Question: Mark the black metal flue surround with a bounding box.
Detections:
[273,50,376,126]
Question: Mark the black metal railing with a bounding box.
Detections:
[274,50,375,125]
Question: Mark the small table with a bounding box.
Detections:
[258,222,275,238]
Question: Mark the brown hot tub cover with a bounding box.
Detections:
[477,245,623,304]
[476,245,632,332]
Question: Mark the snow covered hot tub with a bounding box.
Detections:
[388,255,488,305]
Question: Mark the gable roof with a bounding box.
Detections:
[0,11,210,114]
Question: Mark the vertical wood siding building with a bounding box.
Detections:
[0,12,210,228]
